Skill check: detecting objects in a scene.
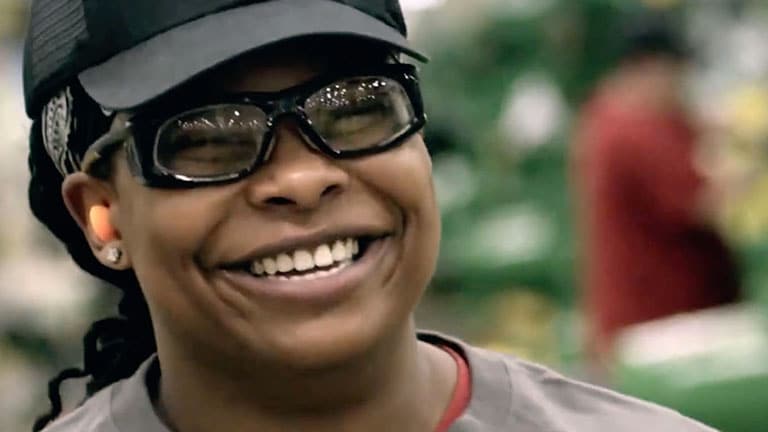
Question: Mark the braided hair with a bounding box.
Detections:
[28,83,156,431]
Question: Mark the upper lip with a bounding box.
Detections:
[219,226,391,268]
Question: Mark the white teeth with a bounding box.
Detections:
[314,244,334,267]
[248,237,364,277]
[276,253,294,273]
[251,261,265,276]
[345,238,355,259]
[267,261,352,281]
[331,240,347,261]
[263,257,278,275]
[293,250,314,272]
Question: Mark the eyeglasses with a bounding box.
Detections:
[82,64,426,188]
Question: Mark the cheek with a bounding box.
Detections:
[121,190,221,264]
[395,140,438,228]
[356,137,437,220]
[352,136,441,282]
[115,181,236,317]
[114,188,243,339]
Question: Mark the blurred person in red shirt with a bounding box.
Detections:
[571,19,741,377]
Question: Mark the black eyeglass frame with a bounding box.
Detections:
[81,64,427,188]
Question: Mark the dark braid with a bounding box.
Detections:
[31,287,157,431]
[28,87,157,431]
[31,288,156,431]
[84,289,157,396]
[31,369,88,432]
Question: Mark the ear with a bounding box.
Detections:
[61,173,132,270]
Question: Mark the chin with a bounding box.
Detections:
[238,307,398,371]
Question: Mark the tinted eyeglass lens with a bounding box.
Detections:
[305,77,416,152]
[154,104,269,178]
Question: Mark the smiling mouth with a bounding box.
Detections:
[222,236,381,281]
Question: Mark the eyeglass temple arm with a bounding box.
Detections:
[81,125,132,173]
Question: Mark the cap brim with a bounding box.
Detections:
[78,0,427,111]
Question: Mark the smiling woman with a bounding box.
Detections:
[23,1,717,432]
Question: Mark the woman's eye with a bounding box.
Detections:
[334,114,379,133]
[173,139,253,162]
[329,105,388,134]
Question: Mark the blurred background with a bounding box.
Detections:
[2,0,768,430]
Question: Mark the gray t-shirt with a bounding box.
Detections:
[43,332,717,432]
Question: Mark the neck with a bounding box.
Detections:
[156,324,456,432]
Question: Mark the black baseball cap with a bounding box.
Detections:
[23,0,427,117]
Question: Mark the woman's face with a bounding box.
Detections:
[99,46,441,369]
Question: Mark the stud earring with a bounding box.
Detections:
[106,246,123,265]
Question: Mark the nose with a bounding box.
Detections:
[243,120,349,211]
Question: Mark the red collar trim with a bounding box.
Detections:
[434,345,472,432]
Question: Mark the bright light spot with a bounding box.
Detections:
[491,0,555,18]
[433,154,478,212]
[469,204,554,266]
[499,72,566,150]
[401,0,446,12]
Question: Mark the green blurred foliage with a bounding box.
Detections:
[419,0,650,305]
